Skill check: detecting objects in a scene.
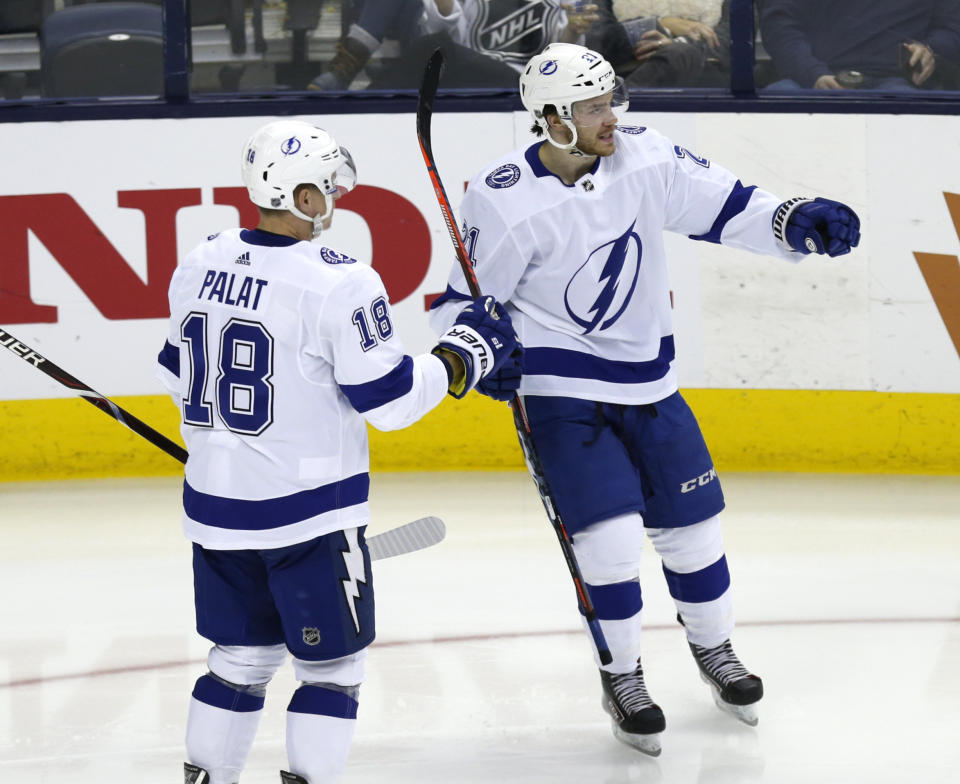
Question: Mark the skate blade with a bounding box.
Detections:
[701,675,759,726]
[611,722,662,756]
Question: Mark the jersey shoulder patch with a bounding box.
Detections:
[320,247,358,265]
[485,163,522,189]
[616,125,647,135]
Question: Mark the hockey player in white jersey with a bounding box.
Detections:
[430,43,860,756]
[156,119,519,784]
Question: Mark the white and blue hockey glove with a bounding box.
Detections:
[773,197,861,258]
[433,295,519,399]
[475,343,524,402]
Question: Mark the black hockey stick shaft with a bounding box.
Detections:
[416,49,612,665]
[1,327,189,463]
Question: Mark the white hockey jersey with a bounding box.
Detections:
[157,228,448,550]
[429,125,797,405]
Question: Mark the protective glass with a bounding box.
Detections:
[570,78,630,127]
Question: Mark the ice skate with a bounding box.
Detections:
[689,638,763,726]
[280,771,309,783]
[599,659,666,756]
[183,763,210,784]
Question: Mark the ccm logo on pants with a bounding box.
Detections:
[680,468,717,494]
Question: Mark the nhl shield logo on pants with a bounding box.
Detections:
[302,627,321,645]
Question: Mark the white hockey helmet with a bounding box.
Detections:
[241,119,357,236]
[520,43,628,150]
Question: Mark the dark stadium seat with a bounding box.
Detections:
[0,0,54,34]
[64,0,263,55]
[40,2,164,97]
[0,1,54,99]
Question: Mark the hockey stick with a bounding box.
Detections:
[416,48,613,665]
[1,326,447,560]
[1,327,189,463]
[367,515,446,561]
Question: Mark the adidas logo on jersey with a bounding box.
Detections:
[235,251,251,265]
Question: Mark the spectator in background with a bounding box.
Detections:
[587,0,731,87]
[310,0,600,91]
[309,0,424,90]
[759,0,960,91]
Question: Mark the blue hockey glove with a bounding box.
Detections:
[433,295,519,399]
[475,344,524,402]
[773,197,861,258]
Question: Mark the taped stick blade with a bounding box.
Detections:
[367,516,446,561]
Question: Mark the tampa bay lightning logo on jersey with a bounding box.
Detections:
[564,222,642,334]
[281,136,301,156]
[320,247,357,264]
[485,164,521,189]
[617,126,647,135]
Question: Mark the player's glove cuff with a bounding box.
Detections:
[432,347,468,398]
[774,196,861,258]
[433,324,495,399]
[773,197,814,253]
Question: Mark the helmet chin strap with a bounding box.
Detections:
[289,193,334,240]
[544,116,579,151]
[544,117,590,157]
[544,117,596,158]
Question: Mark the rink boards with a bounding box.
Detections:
[0,112,958,479]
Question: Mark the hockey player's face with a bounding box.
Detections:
[572,95,618,156]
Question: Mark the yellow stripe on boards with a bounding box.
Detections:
[0,390,957,482]
[684,389,960,474]
[0,395,185,482]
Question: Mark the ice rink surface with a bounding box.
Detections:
[1,470,958,783]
